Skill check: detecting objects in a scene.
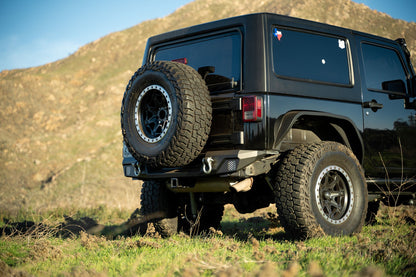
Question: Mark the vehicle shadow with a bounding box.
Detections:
[1,210,289,240]
[0,215,145,239]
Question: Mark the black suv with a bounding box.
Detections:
[121,13,416,238]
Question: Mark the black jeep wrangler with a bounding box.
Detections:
[121,13,416,238]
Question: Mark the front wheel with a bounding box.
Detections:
[178,193,224,236]
[274,142,368,238]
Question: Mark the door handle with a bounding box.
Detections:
[363,100,383,112]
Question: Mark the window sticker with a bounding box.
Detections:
[272,28,350,85]
[273,28,283,41]
[338,39,345,49]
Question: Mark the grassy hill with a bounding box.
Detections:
[1,0,415,215]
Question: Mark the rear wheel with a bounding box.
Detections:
[274,142,368,238]
[140,180,178,237]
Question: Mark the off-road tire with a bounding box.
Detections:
[178,196,224,236]
[274,142,368,238]
[199,205,224,232]
[121,61,211,168]
[140,180,178,238]
[365,200,380,225]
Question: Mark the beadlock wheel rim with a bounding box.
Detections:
[134,85,172,143]
[315,165,354,225]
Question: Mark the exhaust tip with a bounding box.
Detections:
[230,177,253,192]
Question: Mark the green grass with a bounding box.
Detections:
[1,205,415,276]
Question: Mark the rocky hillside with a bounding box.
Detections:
[1,0,415,214]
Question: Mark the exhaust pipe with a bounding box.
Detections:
[230,177,253,192]
[168,177,253,193]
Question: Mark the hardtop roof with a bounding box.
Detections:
[146,12,396,46]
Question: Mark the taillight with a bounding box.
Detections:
[242,96,263,122]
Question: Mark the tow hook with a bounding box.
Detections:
[132,162,141,176]
[202,157,214,174]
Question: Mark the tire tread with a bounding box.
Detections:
[121,61,211,168]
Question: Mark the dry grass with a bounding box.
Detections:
[1,204,415,276]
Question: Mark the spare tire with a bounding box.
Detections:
[121,61,212,168]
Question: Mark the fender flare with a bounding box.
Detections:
[272,110,364,163]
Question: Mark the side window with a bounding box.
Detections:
[272,27,350,85]
[361,43,407,94]
[154,31,241,93]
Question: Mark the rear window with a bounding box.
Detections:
[153,31,241,93]
[272,27,351,85]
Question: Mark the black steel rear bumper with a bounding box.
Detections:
[122,149,279,180]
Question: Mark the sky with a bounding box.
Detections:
[0,0,415,72]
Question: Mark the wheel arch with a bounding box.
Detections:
[272,111,364,163]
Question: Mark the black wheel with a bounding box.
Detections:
[121,61,211,168]
[274,142,368,238]
[178,194,224,236]
[140,180,178,238]
[365,200,380,225]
